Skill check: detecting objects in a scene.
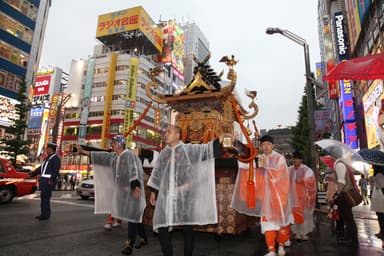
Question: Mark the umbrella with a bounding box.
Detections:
[315,139,368,174]
[320,155,335,171]
[358,149,384,166]
[323,53,384,81]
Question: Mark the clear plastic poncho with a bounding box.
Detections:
[289,164,317,233]
[231,150,291,227]
[91,149,146,222]
[147,141,217,231]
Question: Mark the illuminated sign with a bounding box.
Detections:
[333,11,358,148]
[334,12,349,61]
[362,80,384,149]
[96,6,162,52]
[34,75,51,95]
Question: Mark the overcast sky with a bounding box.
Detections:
[39,0,321,131]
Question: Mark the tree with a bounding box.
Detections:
[290,86,327,167]
[0,79,31,166]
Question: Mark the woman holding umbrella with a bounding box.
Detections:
[358,149,384,240]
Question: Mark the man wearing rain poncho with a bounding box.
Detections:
[147,125,223,256]
[231,134,291,256]
[77,135,146,255]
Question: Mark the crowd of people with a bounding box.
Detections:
[28,126,384,256]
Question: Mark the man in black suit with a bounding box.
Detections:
[29,142,61,220]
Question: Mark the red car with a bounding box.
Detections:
[0,158,38,204]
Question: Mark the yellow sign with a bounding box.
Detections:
[96,6,162,52]
[101,53,117,149]
[123,57,139,147]
[362,80,384,149]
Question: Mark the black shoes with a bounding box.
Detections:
[35,215,49,220]
[121,240,133,255]
[134,238,148,249]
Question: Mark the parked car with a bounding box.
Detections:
[76,179,94,200]
[0,158,38,204]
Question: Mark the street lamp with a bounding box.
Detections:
[265,27,316,172]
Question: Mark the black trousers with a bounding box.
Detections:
[338,195,358,242]
[376,212,384,234]
[158,226,194,256]
[40,189,52,218]
[128,222,148,244]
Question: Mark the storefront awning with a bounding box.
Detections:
[323,53,384,81]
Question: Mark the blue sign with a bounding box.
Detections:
[28,107,44,129]
[343,122,358,149]
[333,11,358,149]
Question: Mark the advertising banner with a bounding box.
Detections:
[161,20,185,78]
[0,95,18,127]
[78,58,95,143]
[101,53,117,149]
[314,109,331,140]
[362,80,384,149]
[34,75,51,96]
[358,0,372,24]
[334,11,358,148]
[345,0,362,52]
[124,57,139,147]
[28,106,44,129]
[96,6,162,52]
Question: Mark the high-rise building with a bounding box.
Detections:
[62,6,173,159]
[182,22,210,84]
[0,0,51,99]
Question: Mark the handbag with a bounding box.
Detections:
[342,168,363,207]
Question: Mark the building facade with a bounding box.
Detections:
[317,0,384,150]
[182,22,210,84]
[0,0,51,99]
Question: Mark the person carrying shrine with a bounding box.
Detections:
[231,134,291,256]
[288,151,317,241]
[147,125,224,256]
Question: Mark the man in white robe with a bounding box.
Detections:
[77,135,146,255]
[148,125,223,256]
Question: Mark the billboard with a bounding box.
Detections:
[34,75,51,96]
[28,106,44,129]
[358,0,372,24]
[362,80,384,149]
[124,57,139,148]
[96,6,162,52]
[0,95,18,127]
[314,109,331,140]
[345,0,362,52]
[160,20,185,78]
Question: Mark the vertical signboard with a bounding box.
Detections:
[362,80,384,149]
[78,58,95,143]
[123,57,139,148]
[334,11,358,148]
[101,53,117,149]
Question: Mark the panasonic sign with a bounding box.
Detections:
[334,12,349,61]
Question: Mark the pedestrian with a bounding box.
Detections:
[64,174,69,190]
[370,165,384,240]
[289,151,317,241]
[28,142,61,220]
[231,134,291,256]
[147,125,223,256]
[77,135,147,255]
[70,175,76,190]
[57,174,63,191]
[358,174,369,205]
[333,159,359,248]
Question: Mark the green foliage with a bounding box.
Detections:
[0,80,31,166]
